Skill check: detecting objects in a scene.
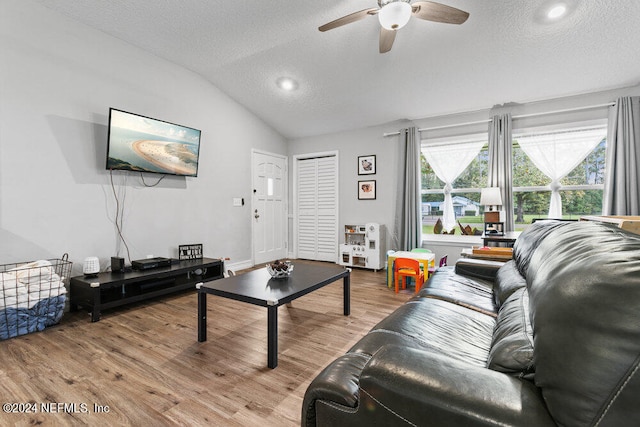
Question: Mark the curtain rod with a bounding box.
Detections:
[418,119,490,132]
[383,102,616,137]
[383,117,491,136]
[509,102,615,120]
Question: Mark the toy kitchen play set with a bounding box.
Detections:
[338,223,385,271]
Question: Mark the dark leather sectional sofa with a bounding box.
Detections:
[302,220,640,426]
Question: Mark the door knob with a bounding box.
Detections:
[254,209,260,219]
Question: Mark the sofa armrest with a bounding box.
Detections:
[455,258,504,282]
[302,353,370,427]
[355,346,555,427]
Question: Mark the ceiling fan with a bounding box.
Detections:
[319,0,469,53]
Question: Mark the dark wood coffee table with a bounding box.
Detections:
[196,262,350,368]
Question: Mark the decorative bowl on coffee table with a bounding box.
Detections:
[266,261,293,278]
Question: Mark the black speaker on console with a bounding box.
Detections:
[111,257,125,273]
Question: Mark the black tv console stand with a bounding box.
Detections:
[70,257,223,322]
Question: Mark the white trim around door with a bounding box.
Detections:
[251,149,288,266]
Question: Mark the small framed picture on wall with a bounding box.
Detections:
[358,180,376,200]
[358,155,376,175]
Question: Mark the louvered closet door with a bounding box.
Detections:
[296,156,338,262]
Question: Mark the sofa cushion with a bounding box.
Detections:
[494,260,527,307]
[349,297,495,367]
[455,258,504,282]
[527,221,640,427]
[487,288,534,380]
[512,220,569,277]
[418,266,497,315]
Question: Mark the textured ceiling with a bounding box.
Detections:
[36,0,640,139]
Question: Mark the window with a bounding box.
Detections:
[512,126,606,226]
[420,123,607,237]
[421,125,607,234]
[421,134,489,234]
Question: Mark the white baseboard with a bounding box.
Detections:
[225,259,253,274]
[226,256,299,275]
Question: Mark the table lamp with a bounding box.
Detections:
[481,187,502,223]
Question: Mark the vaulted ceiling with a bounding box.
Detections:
[36,0,640,139]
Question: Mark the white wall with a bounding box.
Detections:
[413,83,640,140]
[0,1,287,273]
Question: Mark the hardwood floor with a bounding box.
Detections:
[0,261,411,426]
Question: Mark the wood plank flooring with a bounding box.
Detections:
[0,261,411,426]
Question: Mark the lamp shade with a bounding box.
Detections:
[378,0,412,30]
[480,187,503,207]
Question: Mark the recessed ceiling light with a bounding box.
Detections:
[276,77,298,91]
[547,4,567,19]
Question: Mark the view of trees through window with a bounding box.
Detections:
[512,137,606,223]
[421,126,606,234]
[421,143,488,233]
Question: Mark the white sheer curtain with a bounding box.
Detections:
[421,139,485,232]
[517,128,605,218]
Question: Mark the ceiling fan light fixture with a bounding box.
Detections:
[378,0,412,31]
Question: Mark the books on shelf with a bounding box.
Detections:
[471,246,513,260]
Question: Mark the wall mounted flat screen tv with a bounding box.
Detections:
[106,108,201,177]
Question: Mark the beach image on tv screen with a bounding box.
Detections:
[107,110,201,176]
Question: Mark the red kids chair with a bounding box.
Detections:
[394,258,425,294]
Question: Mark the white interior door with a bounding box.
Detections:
[252,150,287,265]
[295,154,338,262]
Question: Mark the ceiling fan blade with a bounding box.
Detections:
[379,28,396,54]
[412,1,469,25]
[318,8,379,32]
